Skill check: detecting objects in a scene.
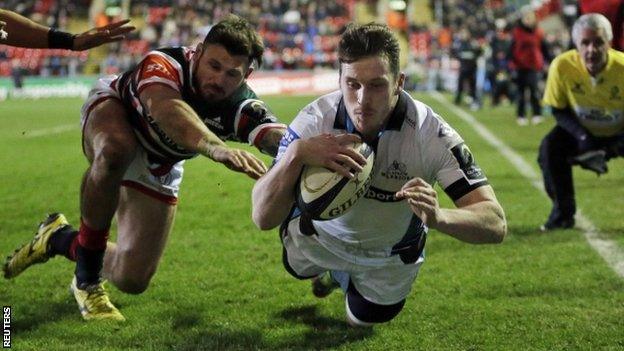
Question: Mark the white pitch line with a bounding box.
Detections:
[22,124,78,138]
[429,91,624,278]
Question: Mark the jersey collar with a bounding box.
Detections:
[333,90,408,149]
[603,48,617,74]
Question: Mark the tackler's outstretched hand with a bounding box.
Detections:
[73,19,135,51]
[395,177,441,227]
[209,145,268,180]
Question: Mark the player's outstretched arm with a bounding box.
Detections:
[396,178,506,244]
[141,84,267,179]
[0,9,50,47]
[252,133,366,230]
[0,9,133,49]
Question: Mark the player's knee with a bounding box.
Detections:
[344,284,406,327]
[93,142,135,175]
[114,275,152,295]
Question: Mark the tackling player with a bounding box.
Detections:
[3,14,286,321]
[538,13,624,231]
[252,23,506,327]
[0,9,134,50]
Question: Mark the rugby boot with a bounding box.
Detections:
[540,217,575,232]
[70,276,125,321]
[311,271,340,298]
[3,213,69,279]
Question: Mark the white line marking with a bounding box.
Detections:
[23,124,78,138]
[429,91,624,278]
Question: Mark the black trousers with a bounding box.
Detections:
[537,126,579,222]
[515,69,541,118]
[537,126,620,222]
[492,78,513,106]
[454,68,478,104]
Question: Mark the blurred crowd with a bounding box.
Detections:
[408,1,570,106]
[105,0,352,74]
[0,0,88,77]
[404,0,624,122]
[1,0,623,112]
[0,0,353,76]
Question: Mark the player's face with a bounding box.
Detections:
[340,55,404,141]
[576,28,610,76]
[193,43,251,102]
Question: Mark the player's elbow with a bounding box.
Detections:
[251,183,283,230]
[488,211,507,243]
[252,210,279,231]
[490,224,506,243]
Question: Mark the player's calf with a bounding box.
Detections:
[111,275,152,295]
[105,252,156,294]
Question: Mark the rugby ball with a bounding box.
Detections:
[296,141,375,220]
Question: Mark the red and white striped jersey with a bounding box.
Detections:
[110,46,282,162]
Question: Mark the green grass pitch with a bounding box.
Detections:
[0,94,623,350]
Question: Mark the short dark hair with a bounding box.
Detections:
[203,14,264,68]
[338,23,400,77]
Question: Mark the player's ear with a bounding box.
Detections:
[244,66,254,79]
[193,43,203,62]
[395,72,406,95]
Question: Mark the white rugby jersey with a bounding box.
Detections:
[277,90,488,266]
[103,47,283,163]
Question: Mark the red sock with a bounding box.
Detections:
[76,218,109,251]
[68,237,79,261]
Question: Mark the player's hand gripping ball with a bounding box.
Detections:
[296,141,374,220]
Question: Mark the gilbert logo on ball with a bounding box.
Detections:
[296,141,375,220]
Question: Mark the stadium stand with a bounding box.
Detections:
[0,0,354,76]
[0,0,620,103]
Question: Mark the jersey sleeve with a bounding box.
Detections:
[135,51,184,95]
[421,109,488,201]
[273,102,321,164]
[542,55,568,109]
[233,99,286,148]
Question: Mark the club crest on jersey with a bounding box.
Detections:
[381,160,410,180]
